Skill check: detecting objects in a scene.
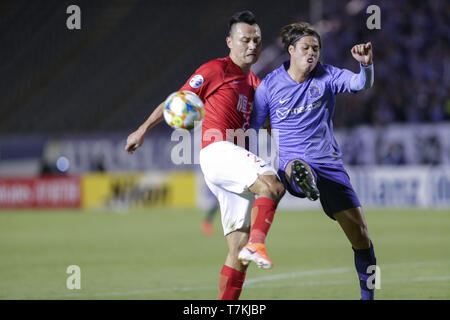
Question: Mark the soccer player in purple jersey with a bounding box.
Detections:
[251,22,377,300]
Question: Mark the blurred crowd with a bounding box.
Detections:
[317,0,449,127]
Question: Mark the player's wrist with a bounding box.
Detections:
[138,124,150,135]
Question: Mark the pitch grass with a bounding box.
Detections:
[0,208,449,300]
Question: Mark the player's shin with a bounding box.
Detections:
[353,241,377,300]
[218,265,246,300]
[249,197,277,244]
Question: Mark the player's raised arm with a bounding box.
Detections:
[349,42,374,92]
[125,101,165,154]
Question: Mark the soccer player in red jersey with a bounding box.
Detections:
[125,11,285,300]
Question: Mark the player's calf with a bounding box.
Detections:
[247,176,283,246]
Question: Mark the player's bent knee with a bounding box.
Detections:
[270,180,286,202]
[254,175,285,201]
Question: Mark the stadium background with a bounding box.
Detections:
[1,0,449,300]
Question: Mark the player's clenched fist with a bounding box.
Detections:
[351,42,372,67]
[125,127,145,154]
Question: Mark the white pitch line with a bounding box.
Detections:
[245,275,450,290]
[244,267,352,285]
[46,285,218,299]
[245,260,450,286]
[5,260,450,299]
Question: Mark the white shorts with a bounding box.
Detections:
[199,141,277,236]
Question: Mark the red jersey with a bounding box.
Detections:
[179,56,260,149]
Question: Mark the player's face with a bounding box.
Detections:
[227,23,262,69]
[289,36,320,73]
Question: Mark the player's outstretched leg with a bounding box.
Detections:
[290,159,320,201]
[238,174,285,269]
[334,207,377,300]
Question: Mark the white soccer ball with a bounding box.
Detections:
[163,90,205,130]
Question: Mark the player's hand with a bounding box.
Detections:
[125,127,146,154]
[351,42,372,66]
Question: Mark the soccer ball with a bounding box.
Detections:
[163,90,205,130]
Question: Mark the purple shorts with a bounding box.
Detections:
[278,161,361,220]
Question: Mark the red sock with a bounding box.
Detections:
[218,265,246,300]
[249,197,277,244]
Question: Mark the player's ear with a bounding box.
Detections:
[226,36,232,49]
[288,44,295,56]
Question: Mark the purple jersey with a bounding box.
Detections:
[251,61,358,170]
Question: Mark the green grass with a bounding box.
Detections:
[0,208,449,299]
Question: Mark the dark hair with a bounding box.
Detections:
[280,22,322,52]
[227,10,257,36]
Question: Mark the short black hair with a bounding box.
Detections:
[280,22,322,52]
[227,10,257,36]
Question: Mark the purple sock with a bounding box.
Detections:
[353,241,377,300]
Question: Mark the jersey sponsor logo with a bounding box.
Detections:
[236,94,248,112]
[276,106,291,120]
[275,100,322,120]
[237,94,253,130]
[189,74,204,89]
